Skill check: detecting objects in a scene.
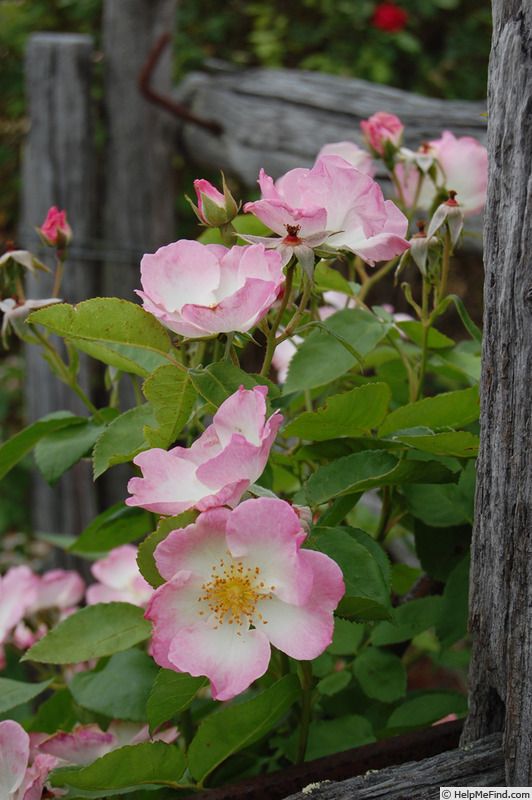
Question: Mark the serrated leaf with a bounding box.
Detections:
[69,649,159,721]
[189,362,279,410]
[147,670,207,732]
[188,675,300,782]
[92,404,156,479]
[69,503,152,554]
[142,365,196,448]
[405,460,476,528]
[370,596,445,646]
[386,690,467,730]
[310,528,392,621]
[137,511,198,588]
[379,386,479,436]
[284,383,391,441]
[34,420,107,487]
[22,603,151,664]
[353,647,406,702]
[66,338,170,377]
[0,411,86,480]
[396,321,455,349]
[28,298,171,356]
[0,677,52,713]
[394,430,479,458]
[284,308,391,393]
[306,450,457,504]
[50,742,186,790]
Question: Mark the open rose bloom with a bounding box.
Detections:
[137,240,284,338]
[0,720,58,800]
[127,385,282,516]
[86,544,152,607]
[243,155,410,270]
[145,498,345,700]
[394,130,488,215]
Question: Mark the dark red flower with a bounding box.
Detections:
[371,2,409,33]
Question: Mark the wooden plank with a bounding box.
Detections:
[21,33,99,564]
[460,0,532,786]
[281,734,504,799]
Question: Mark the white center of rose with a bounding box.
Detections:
[198,556,274,632]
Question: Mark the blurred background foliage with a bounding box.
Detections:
[1,0,491,239]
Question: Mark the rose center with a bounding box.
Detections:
[284,224,302,245]
[199,557,274,631]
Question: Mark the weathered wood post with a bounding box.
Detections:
[460,0,532,785]
[101,0,177,303]
[21,34,99,554]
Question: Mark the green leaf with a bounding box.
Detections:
[370,596,445,646]
[379,386,479,436]
[353,647,406,702]
[65,338,170,378]
[394,430,479,458]
[314,261,355,295]
[435,552,470,649]
[28,298,171,357]
[284,383,391,441]
[282,714,375,762]
[92,404,156,479]
[0,411,86,480]
[405,460,476,527]
[396,321,455,349]
[306,450,457,504]
[317,670,352,696]
[310,528,392,621]
[0,677,52,713]
[50,742,186,790]
[327,618,365,656]
[386,690,467,730]
[69,503,153,555]
[188,675,300,782]
[34,420,107,487]
[142,365,196,448]
[69,649,159,721]
[147,670,207,731]
[189,362,279,410]
[284,308,392,393]
[22,603,152,664]
[28,689,78,734]
[137,511,198,588]
[414,521,471,582]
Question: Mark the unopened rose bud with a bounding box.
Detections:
[361,112,404,159]
[37,206,72,248]
[427,190,464,247]
[189,175,240,227]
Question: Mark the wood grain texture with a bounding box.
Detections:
[280,735,504,800]
[460,0,532,786]
[21,34,98,561]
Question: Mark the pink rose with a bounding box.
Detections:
[126,385,282,516]
[0,720,58,799]
[316,141,375,176]
[37,206,72,248]
[243,156,409,269]
[27,569,85,614]
[360,112,404,157]
[394,131,488,215]
[137,240,284,338]
[145,498,345,700]
[86,544,152,607]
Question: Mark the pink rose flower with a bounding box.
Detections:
[86,544,152,607]
[0,720,58,800]
[316,141,375,176]
[192,177,239,227]
[0,566,39,667]
[360,112,404,157]
[243,156,410,269]
[394,131,488,215]
[145,498,345,700]
[32,721,178,767]
[27,569,85,615]
[137,240,284,338]
[37,206,72,248]
[127,385,282,516]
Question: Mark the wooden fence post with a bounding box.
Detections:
[460,0,532,785]
[101,0,177,303]
[21,34,99,559]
